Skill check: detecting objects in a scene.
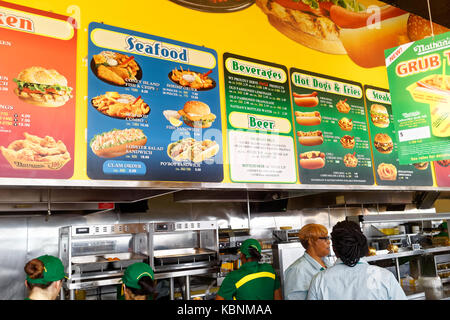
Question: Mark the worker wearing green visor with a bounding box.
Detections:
[24,255,67,300]
[216,238,282,300]
[120,262,156,300]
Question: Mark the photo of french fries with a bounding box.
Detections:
[91,92,150,119]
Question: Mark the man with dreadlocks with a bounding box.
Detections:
[307,220,406,300]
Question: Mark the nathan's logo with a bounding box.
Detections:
[413,37,450,55]
[0,11,34,32]
[126,36,187,62]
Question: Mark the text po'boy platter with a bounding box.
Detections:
[291,68,374,185]
[87,23,223,182]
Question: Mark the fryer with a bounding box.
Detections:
[59,223,149,300]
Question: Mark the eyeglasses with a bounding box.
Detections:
[318,236,330,241]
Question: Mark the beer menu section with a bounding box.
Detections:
[223,53,297,183]
[291,69,374,185]
[0,2,76,179]
[364,86,433,186]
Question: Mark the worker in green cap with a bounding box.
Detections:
[216,238,282,300]
[120,262,156,300]
[24,255,67,300]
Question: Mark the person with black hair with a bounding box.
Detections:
[307,220,407,300]
[215,238,282,300]
[120,262,156,300]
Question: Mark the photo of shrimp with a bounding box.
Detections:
[91,51,142,86]
[91,92,150,119]
[169,66,216,90]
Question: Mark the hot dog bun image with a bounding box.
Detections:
[90,128,147,158]
[13,66,72,107]
[178,101,216,128]
[295,111,321,126]
[297,130,323,146]
[293,91,319,107]
[374,133,393,154]
[299,151,325,169]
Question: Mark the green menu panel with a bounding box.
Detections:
[364,85,434,186]
[223,53,297,183]
[290,68,374,185]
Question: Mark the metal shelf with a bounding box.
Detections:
[352,213,450,223]
[365,246,450,262]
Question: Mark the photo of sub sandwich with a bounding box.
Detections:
[178,101,216,128]
[370,104,390,128]
[167,137,219,163]
[373,133,393,154]
[13,66,72,107]
[90,128,147,158]
[297,130,323,146]
[299,150,325,169]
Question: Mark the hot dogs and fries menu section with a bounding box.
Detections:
[0,0,448,190]
[0,2,76,179]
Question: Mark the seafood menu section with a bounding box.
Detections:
[364,86,433,186]
[87,23,223,182]
[385,32,450,165]
[291,69,373,185]
[223,53,297,183]
[0,2,76,179]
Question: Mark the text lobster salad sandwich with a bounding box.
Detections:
[14,66,72,107]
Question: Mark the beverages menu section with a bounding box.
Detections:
[223,53,296,183]
[364,86,433,186]
[87,23,223,182]
[291,69,374,185]
[0,2,76,179]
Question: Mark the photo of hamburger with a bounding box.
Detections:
[370,104,390,128]
[13,66,72,107]
[373,133,393,154]
[178,101,216,128]
[413,162,429,170]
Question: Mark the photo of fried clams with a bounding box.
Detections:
[170,67,215,90]
[340,135,354,149]
[343,152,358,167]
[90,128,147,158]
[92,51,140,86]
[13,66,72,107]
[377,163,397,181]
[92,92,150,119]
[0,133,70,170]
[167,138,219,163]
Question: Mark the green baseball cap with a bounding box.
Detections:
[26,255,67,285]
[240,238,261,258]
[121,262,154,289]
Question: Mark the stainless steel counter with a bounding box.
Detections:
[365,246,450,262]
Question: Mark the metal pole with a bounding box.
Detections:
[395,258,401,282]
[170,278,174,300]
[185,275,190,300]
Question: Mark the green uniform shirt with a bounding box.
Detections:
[217,261,280,300]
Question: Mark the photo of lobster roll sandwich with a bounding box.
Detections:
[299,151,325,169]
[297,130,323,146]
[90,128,147,158]
[295,111,321,126]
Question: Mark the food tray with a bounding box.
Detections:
[154,248,216,259]
[71,252,148,273]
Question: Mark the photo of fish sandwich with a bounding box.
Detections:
[178,101,216,128]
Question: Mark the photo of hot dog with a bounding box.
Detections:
[297,130,323,146]
[338,117,353,131]
[336,99,350,113]
[293,91,319,107]
[90,128,147,158]
[295,111,321,126]
[299,151,325,170]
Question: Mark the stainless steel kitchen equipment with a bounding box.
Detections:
[273,228,300,243]
[59,223,149,300]
[218,228,250,249]
[148,221,219,300]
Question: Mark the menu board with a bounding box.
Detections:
[364,85,434,186]
[291,69,374,185]
[434,159,450,187]
[0,2,76,179]
[385,32,450,165]
[87,23,223,182]
[223,53,296,183]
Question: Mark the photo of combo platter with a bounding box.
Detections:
[86,23,223,182]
